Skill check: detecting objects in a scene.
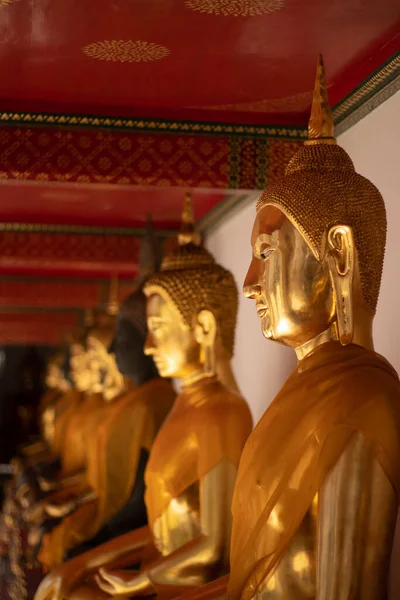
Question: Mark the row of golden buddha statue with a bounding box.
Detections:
[2,57,400,600]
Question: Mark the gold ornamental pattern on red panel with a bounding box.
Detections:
[0,121,305,189]
[0,230,141,276]
[82,40,170,63]
[0,128,231,188]
[185,0,284,17]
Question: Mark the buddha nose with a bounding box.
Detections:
[144,331,155,355]
[243,258,260,299]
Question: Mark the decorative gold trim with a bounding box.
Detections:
[0,222,177,238]
[333,53,400,123]
[0,111,306,139]
[185,0,284,17]
[0,54,396,141]
[82,40,170,63]
[0,0,16,6]
[335,74,400,135]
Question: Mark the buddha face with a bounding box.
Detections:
[87,334,125,399]
[45,362,62,389]
[145,293,201,379]
[70,343,93,392]
[243,206,335,348]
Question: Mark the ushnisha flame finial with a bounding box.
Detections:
[305,54,336,146]
[107,275,120,316]
[178,193,201,247]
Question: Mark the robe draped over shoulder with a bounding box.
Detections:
[228,343,400,600]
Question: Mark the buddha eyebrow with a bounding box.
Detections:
[148,316,164,323]
[255,233,275,249]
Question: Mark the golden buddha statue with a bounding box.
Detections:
[224,57,400,600]
[36,293,128,570]
[20,339,96,566]
[37,253,176,573]
[34,195,252,600]
[11,342,87,511]
[18,349,72,465]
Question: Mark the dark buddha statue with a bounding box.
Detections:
[66,289,166,559]
[36,223,175,572]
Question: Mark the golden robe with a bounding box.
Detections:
[39,379,175,570]
[228,343,400,600]
[145,377,253,533]
[51,389,84,458]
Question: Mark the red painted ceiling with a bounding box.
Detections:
[0,179,226,229]
[0,0,398,125]
[0,0,398,340]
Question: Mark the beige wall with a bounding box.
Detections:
[205,89,400,597]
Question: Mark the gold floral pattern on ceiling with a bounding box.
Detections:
[82,40,170,63]
[185,0,284,17]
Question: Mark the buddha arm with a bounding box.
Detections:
[44,488,97,519]
[97,460,237,596]
[317,431,397,600]
[39,469,86,492]
[34,526,152,600]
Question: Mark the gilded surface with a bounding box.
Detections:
[82,40,170,63]
[256,59,386,313]
[34,197,252,600]
[145,195,238,359]
[185,0,284,17]
[0,114,306,137]
[227,57,400,600]
[333,52,400,124]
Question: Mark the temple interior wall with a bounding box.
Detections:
[205,88,400,597]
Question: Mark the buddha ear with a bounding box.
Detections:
[326,225,355,346]
[194,310,217,376]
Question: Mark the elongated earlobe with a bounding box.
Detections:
[195,310,217,377]
[326,225,355,346]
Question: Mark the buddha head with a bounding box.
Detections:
[144,194,238,383]
[70,340,93,392]
[109,217,161,386]
[244,56,386,355]
[86,280,124,399]
[111,289,159,386]
[45,349,71,393]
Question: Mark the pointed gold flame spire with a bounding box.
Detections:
[107,275,120,316]
[178,192,201,246]
[305,54,336,146]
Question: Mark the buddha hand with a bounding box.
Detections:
[34,571,62,600]
[34,560,83,600]
[95,567,154,596]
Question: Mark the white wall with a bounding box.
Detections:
[206,90,400,597]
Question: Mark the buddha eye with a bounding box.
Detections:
[259,248,274,261]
